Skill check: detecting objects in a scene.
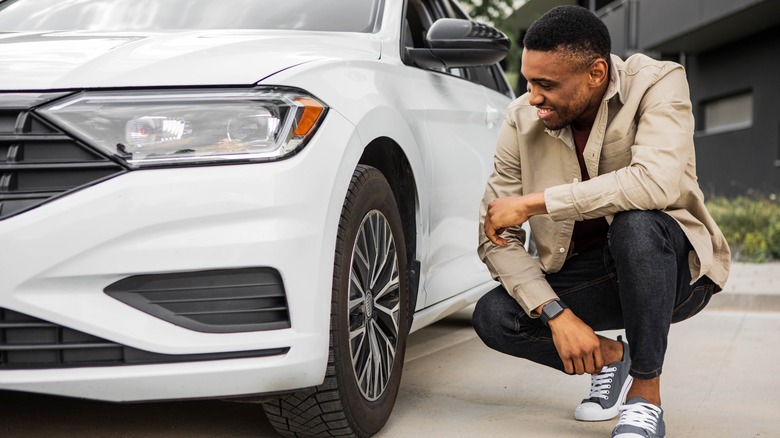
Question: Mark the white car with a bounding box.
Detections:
[0,0,514,436]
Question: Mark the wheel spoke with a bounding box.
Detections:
[349,268,365,312]
[371,318,396,366]
[350,322,366,342]
[376,220,395,289]
[358,353,371,393]
[368,216,383,289]
[374,300,400,333]
[372,263,398,301]
[354,235,370,287]
[367,321,383,398]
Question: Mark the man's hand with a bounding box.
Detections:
[484,192,548,246]
[547,309,604,375]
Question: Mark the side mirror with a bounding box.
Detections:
[409,18,510,69]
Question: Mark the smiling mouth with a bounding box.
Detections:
[537,108,554,120]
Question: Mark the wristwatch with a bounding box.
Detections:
[540,300,568,327]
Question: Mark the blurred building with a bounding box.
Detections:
[505,0,780,197]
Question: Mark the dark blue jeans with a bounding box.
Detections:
[472,210,718,380]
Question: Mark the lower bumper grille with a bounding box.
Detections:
[105,267,291,333]
[0,308,288,370]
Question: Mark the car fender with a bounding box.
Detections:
[266,58,430,261]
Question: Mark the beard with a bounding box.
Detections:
[540,91,591,131]
[541,113,575,131]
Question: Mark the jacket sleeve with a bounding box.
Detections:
[478,114,558,316]
[545,67,693,221]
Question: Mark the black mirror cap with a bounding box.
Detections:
[427,18,510,50]
[412,18,510,68]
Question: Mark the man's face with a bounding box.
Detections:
[521,49,597,130]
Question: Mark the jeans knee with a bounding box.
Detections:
[611,210,664,237]
[472,287,514,348]
[472,291,498,339]
[609,210,666,256]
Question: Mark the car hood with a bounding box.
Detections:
[0,30,381,90]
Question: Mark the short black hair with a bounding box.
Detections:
[523,5,611,70]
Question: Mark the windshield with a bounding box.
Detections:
[0,0,384,33]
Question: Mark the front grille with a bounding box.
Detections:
[105,268,291,333]
[0,308,288,370]
[0,93,126,220]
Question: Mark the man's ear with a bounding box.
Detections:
[589,58,609,88]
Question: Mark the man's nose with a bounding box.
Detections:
[527,85,544,106]
[528,84,544,106]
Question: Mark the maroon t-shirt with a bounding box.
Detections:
[570,125,609,254]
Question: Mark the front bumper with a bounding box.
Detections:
[0,111,358,401]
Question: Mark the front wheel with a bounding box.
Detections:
[264,165,409,437]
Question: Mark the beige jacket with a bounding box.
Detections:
[478,53,731,316]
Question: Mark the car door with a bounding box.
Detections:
[404,0,513,306]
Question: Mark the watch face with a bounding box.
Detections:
[542,301,564,326]
[544,301,561,315]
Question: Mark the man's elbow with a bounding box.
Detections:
[645,181,681,210]
[621,166,682,210]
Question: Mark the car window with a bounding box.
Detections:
[463,65,512,97]
[446,0,471,19]
[404,0,435,50]
[0,0,384,33]
[432,0,468,20]
[466,65,499,91]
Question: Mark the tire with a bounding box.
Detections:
[263,165,409,437]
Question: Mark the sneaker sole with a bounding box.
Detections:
[574,375,634,422]
[613,434,666,438]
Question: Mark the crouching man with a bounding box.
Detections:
[473,5,730,437]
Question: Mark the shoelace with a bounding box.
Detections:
[616,401,663,433]
[587,365,616,400]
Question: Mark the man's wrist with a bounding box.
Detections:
[540,300,568,327]
[527,192,549,216]
[533,299,555,316]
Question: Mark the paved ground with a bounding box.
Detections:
[2,262,778,437]
[380,308,780,437]
[376,262,780,438]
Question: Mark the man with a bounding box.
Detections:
[472,5,730,438]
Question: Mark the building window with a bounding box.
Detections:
[701,91,753,134]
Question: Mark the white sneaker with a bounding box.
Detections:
[574,336,633,421]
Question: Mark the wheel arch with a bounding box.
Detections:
[358,137,421,319]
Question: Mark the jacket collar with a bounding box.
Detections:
[606,54,625,105]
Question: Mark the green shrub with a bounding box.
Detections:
[706,195,780,262]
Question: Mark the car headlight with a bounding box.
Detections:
[38,88,327,167]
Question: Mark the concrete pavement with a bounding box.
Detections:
[377,262,780,438]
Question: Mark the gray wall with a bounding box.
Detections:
[598,2,629,56]
[688,26,780,196]
[637,0,764,49]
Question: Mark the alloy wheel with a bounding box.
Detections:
[347,210,401,401]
